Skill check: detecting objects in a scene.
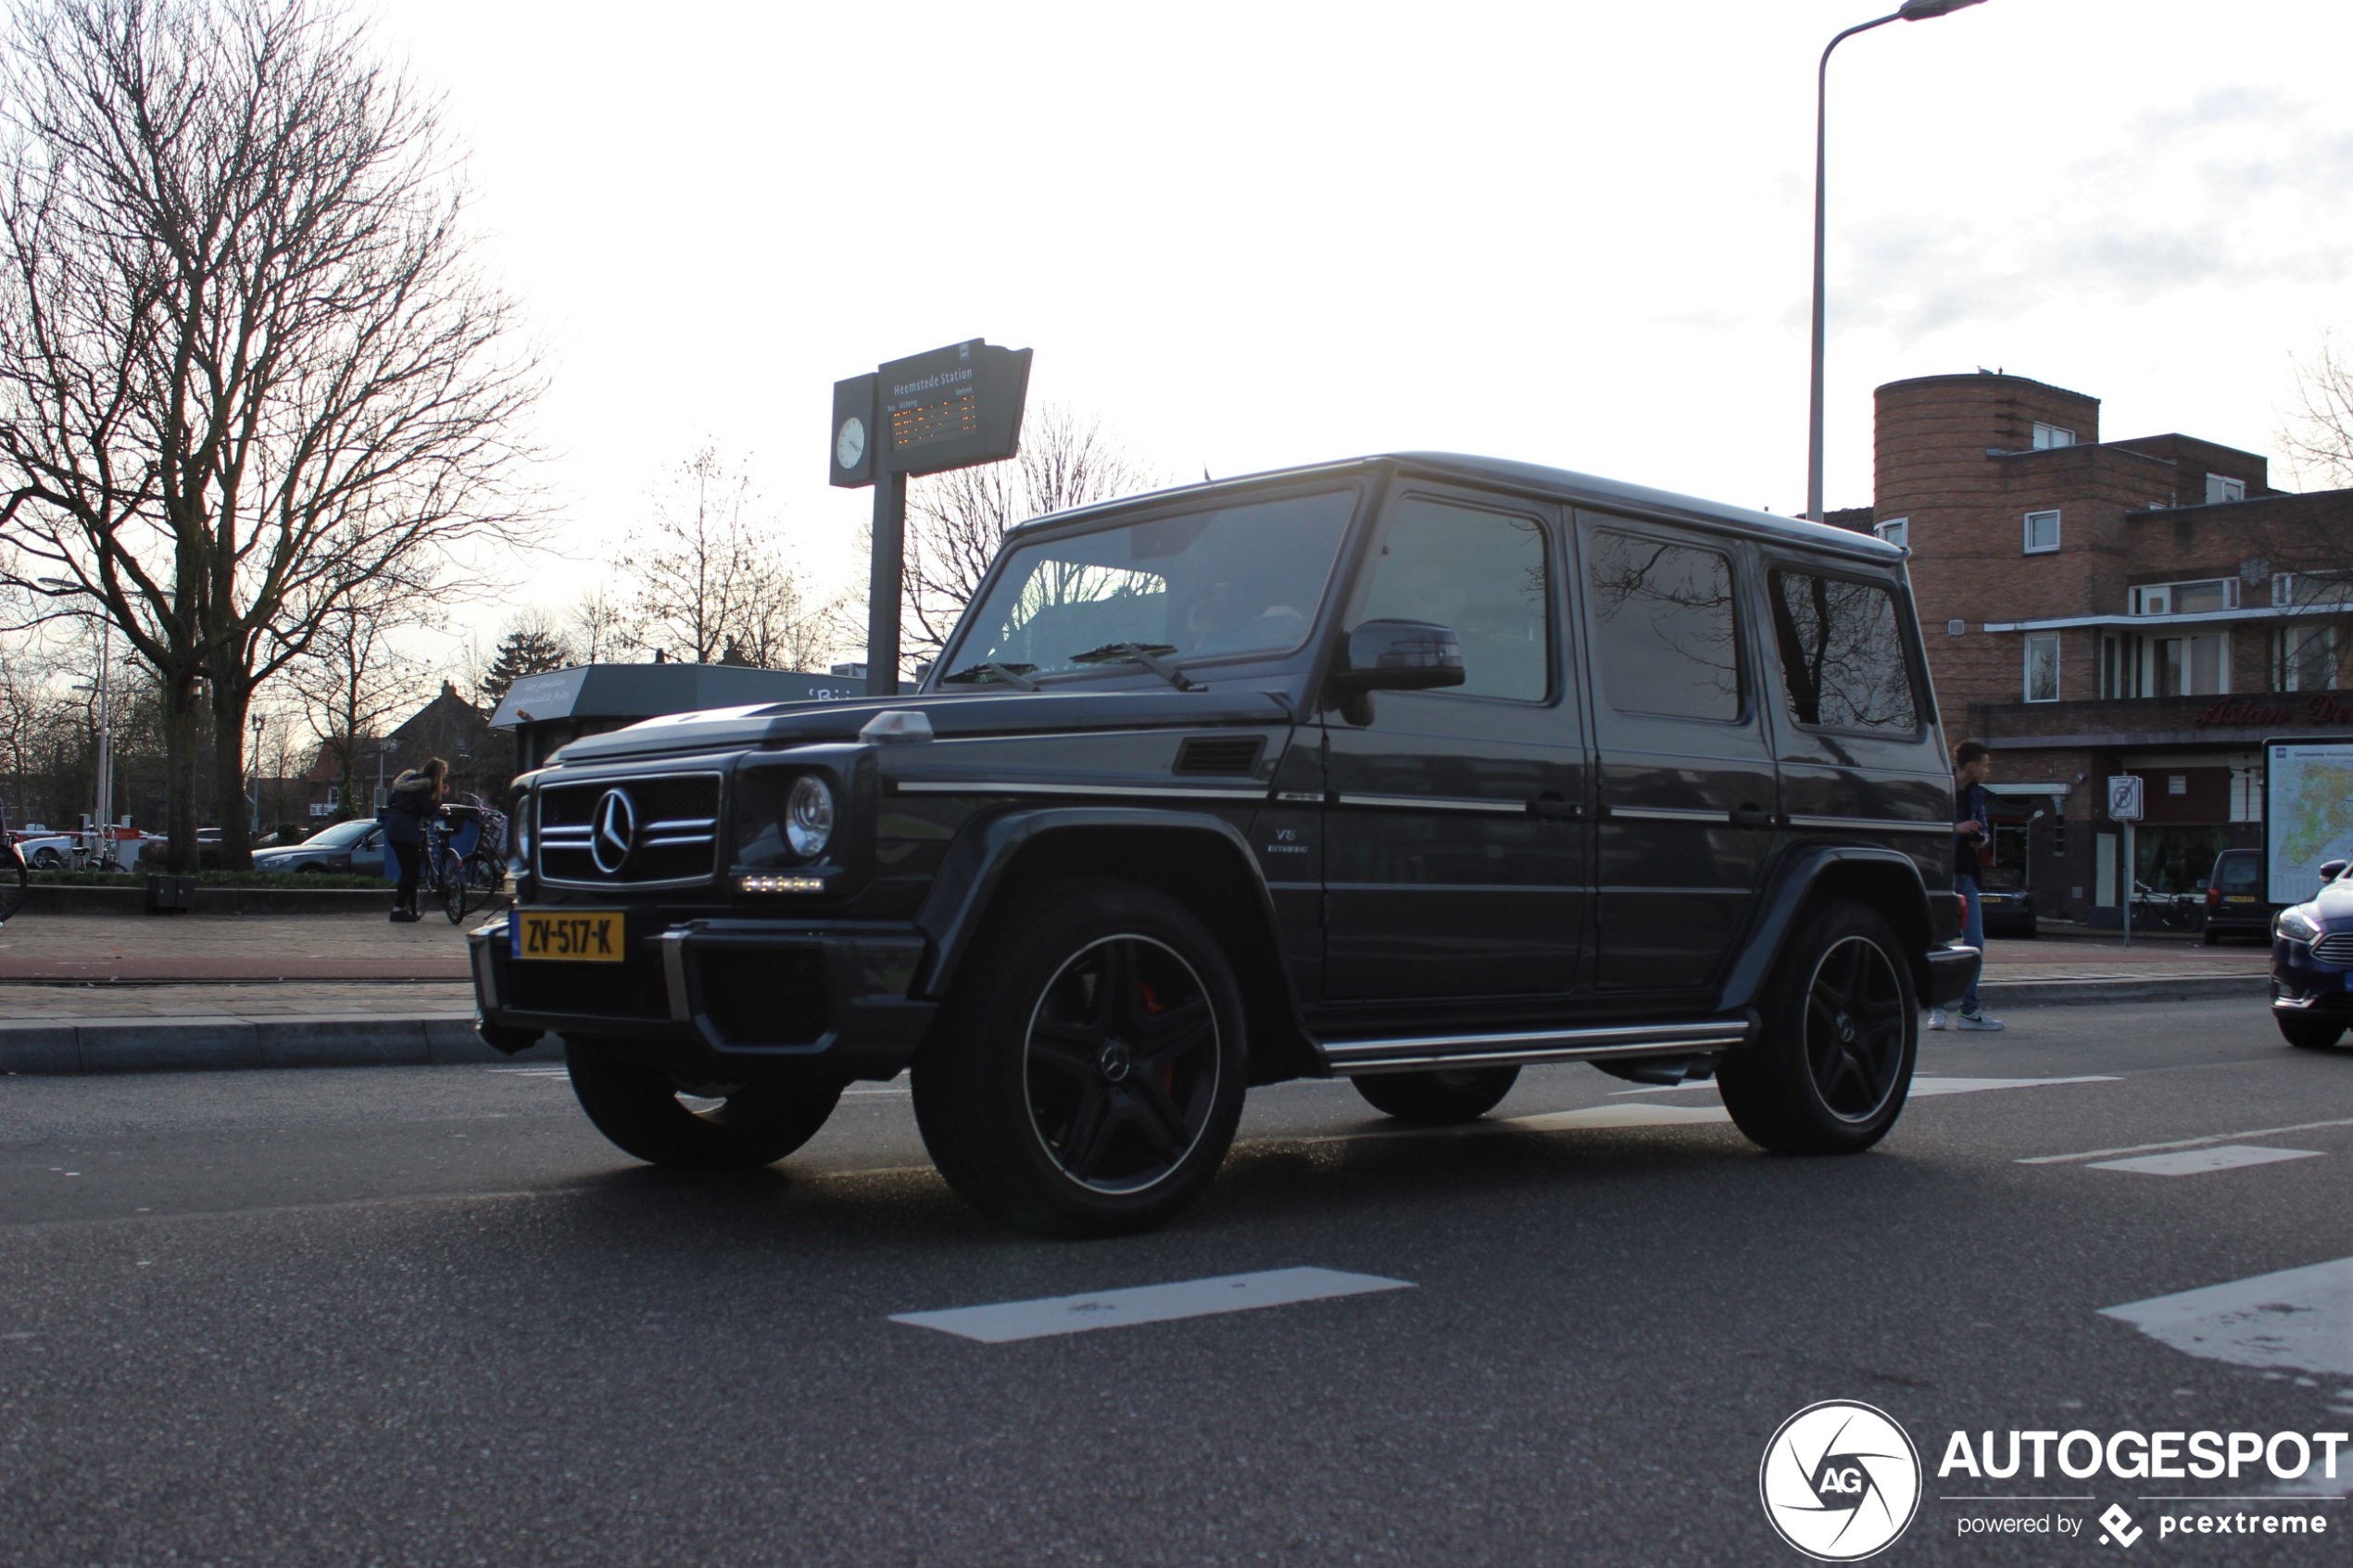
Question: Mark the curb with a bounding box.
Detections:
[1976,973,2268,1009]
[0,1014,563,1075]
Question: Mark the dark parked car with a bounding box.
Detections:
[252,817,384,874]
[1975,876,2037,939]
[2204,847,2271,944]
[470,454,1974,1236]
[2269,857,2353,1048]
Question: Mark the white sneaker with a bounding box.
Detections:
[1927,1009,1947,1031]
[1956,1008,2005,1032]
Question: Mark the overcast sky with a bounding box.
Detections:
[368,0,2353,659]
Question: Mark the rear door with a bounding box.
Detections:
[1577,514,1778,994]
[1322,486,1588,999]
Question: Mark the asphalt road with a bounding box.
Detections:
[5,1000,2352,1566]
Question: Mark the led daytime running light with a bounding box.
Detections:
[739,873,826,895]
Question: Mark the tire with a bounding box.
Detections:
[2203,927,2221,946]
[1718,900,1917,1155]
[0,857,24,922]
[1353,1065,1519,1123]
[443,863,471,924]
[297,862,327,874]
[912,877,1247,1238]
[565,1035,843,1170]
[31,848,62,871]
[2277,1015,2346,1051]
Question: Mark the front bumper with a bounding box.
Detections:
[1924,942,1979,1009]
[470,912,937,1082]
[2271,937,2353,1018]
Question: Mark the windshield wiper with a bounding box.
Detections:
[1065,642,1201,692]
[937,661,1040,692]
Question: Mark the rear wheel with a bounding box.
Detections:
[565,1035,843,1170]
[0,855,25,921]
[31,847,62,871]
[1718,900,1916,1155]
[2277,1015,2346,1051]
[1352,1066,1519,1123]
[912,878,1246,1237]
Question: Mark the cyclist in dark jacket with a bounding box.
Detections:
[381,758,447,922]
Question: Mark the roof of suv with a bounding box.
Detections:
[1007,452,1904,564]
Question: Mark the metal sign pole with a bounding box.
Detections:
[2121,820,2133,949]
[864,468,906,699]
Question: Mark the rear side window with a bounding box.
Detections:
[1768,570,1919,734]
[1585,531,1741,721]
[1357,497,1550,702]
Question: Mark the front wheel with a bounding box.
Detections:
[1353,1066,1519,1123]
[2278,1015,2346,1051]
[912,878,1247,1237]
[1718,900,1916,1155]
[566,1035,843,1170]
[442,856,472,924]
[0,856,24,922]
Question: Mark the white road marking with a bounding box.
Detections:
[1508,1103,1730,1131]
[2088,1145,2325,1177]
[2102,1256,2353,1378]
[2020,1116,2353,1165]
[1906,1074,2119,1097]
[889,1266,1413,1343]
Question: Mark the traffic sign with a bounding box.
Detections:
[2108,774,2144,822]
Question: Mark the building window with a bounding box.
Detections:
[2023,510,2061,554]
[2101,633,2145,698]
[2130,578,2239,616]
[2032,422,2076,449]
[2150,633,2229,696]
[2206,473,2246,505]
[1874,517,1908,549]
[2024,633,2061,702]
[2279,624,2340,692]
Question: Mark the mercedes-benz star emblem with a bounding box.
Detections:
[590,788,635,876]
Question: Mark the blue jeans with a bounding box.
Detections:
[1957,873,1984,1013]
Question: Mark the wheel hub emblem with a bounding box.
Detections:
[590,788,636,875]
[1097,1040,1133,1083]
[1837,1013,1856,1043]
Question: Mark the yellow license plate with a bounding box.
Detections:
[2226,896,2256,903]
[514,909,625,962]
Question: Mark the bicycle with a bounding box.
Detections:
[0,822,27,924]
[422,814,474,925]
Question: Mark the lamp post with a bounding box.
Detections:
[1806,0,1988,521]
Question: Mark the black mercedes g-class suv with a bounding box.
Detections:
[472,454,1973,1236]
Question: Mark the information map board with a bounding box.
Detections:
[2264,737,2353,903]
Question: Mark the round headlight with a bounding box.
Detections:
[785,775,835,859]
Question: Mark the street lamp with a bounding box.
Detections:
[1806,0,1987,521]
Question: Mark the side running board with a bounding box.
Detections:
[1314,1017,1754,1076]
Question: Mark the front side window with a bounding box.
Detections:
[1355,497,1549,701]
[1586,531,1740,721]
[1768,571,1919,734]
[2024,633,2061,702]
[2024,510,2061,554]
[942,489,1354,681]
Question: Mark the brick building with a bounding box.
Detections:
[1838,371,2353,924]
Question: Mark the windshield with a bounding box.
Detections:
[301,820,376,847]
[941,489,1356,681]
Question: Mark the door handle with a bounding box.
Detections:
[1730,804,1774,831]
[1527,794,1582,821]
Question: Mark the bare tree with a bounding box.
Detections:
[289,576,422,821]
[0,0,539,870]
[564,585,625,665]
[901,406,1159,671]
[617,446,831,669]
[2284,335,2353,491]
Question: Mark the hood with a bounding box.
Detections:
[550,684,1303,767]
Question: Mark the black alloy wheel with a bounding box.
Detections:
[1352,1065,1520,1123]
[565,1035,844,1171]
[1718,900,1917,1154]
[912,878,1248,1237]
[2277,1014,2346,1051]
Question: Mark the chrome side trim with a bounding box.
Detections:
[1785,813,1949,835]
[1333,792,1526,815]
[1317,1018,1752,1074]
[889,779,1268,801]
[1604,805,1727,823]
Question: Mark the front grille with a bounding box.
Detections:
[2313,933,2353,965]
[537,773,723,886]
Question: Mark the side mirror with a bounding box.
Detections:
[1327,620,1466,725]
[2322,860,2348,884]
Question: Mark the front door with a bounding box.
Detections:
[1578,514,1779,994]
[1322,487,1588,1000]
